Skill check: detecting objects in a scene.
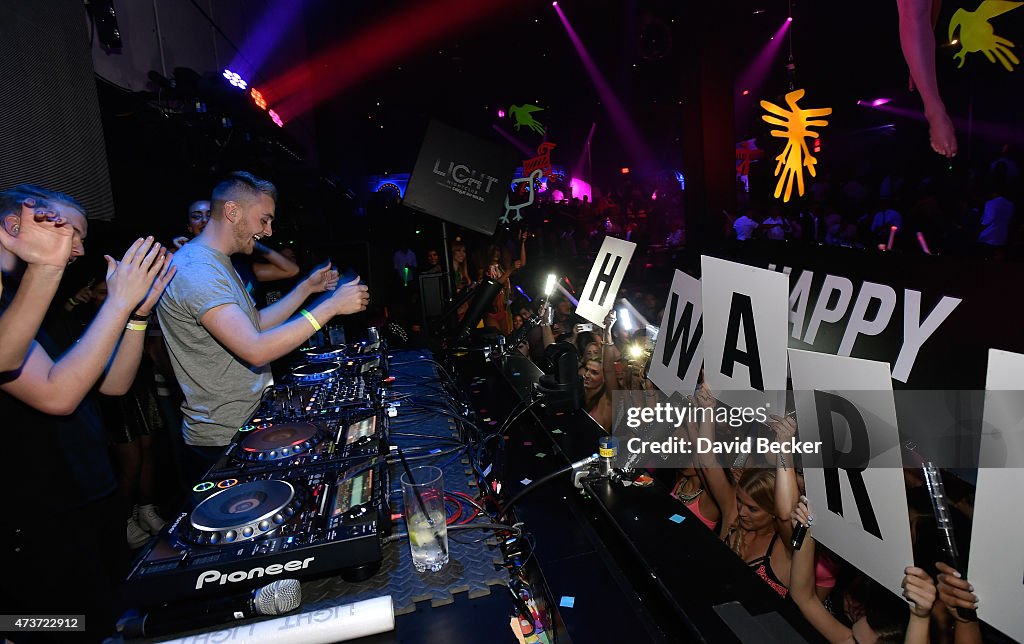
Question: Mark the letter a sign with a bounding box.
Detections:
[701,256,788,411]
[576,236,636,326]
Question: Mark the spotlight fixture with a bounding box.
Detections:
[251,88,268,110]
[620,167,630,174]
[269,110,284,127]
[222,69,247,89]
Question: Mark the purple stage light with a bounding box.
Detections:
[498,108,506,118]
[871,97,892,107]
[573,121,597,178]
[229,1,304,83]
[491,124,535,156]
[787,16,792,22]
[735,18,790,96]
[554,4,654,173]
[269,109,284,127]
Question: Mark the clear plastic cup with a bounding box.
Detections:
[400,465,449,572]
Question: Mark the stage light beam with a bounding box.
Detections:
[553,3,655,174]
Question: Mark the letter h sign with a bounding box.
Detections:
[576,236,636,326]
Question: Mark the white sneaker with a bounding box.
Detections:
[136,504,166,534]
[127,517,150,549]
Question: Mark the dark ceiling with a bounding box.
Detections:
[297,0,1023,185]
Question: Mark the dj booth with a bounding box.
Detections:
[114,336,825,643]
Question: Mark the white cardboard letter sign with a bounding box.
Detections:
[969,349,1024,641]
[701,256,787,411]
[648,270,703,395]
[575,236,636,326]
[788,349,914,597]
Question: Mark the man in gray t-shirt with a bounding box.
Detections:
[158,241,272,446]
[157,172,370,477]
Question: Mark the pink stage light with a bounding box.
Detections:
[497,109,505,118]
[858,97,893,107]
[569,177,592,202]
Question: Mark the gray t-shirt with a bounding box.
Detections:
[157,242,272,446]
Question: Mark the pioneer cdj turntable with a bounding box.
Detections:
[209,412,388,476]
[124,459,389,607]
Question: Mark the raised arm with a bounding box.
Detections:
[1,238,165,415]
[257,261,338,329]
[789,497,854,643]
[538,302,555,347]
[250,241,300,282]
[771,413,800,543]
[602,310,618,393]
[201,276,368,368]
[0,200,72,372]
[902,567,936,644]
[689,383,737,524]
[98,253,176,395]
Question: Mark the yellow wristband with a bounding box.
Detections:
[126,321,148,332]
[299,308,321,332]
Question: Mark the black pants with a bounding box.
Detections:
[182,443,226,486]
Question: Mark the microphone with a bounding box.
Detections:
[790,522,808,550]
[117,579,302,638]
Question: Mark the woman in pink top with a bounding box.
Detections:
[670,468,720,531]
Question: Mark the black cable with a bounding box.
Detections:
[449,523,522,537]
[383,522,521,544]
[388,445,465,463]
[391,432,463,444]
[496,463,574,521]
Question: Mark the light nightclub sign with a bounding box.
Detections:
[403,120,519,235]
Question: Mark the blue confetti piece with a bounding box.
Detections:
[559,596,575,608]
[669,514,686,524]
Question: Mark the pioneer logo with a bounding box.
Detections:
[195,557,315,590]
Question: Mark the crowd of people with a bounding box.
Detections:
[0,174,370,641]
[0,156,1012,641]
[500,292,990,642]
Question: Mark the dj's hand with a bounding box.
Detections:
[302,260,340,294]
[329,275,369,315]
